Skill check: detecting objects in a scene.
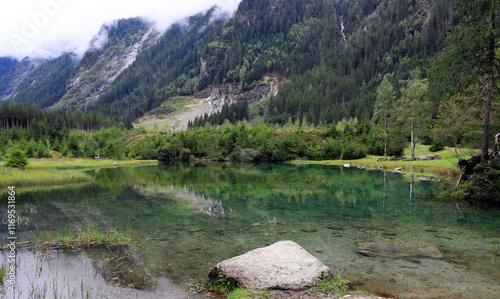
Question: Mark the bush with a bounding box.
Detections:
[387,145,404,157]
[5,147,29,168]
[421,134,433,145]
[368,141,384,155]
[324,124,340,139]
[232,148,260,162]
[36,140,50,158]
[159,143,190,161]
[342,143,367,160]
[323,140,342,160]
[429,138,445,152]
[461,160,500,206]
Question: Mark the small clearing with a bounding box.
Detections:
[135,97,211,132]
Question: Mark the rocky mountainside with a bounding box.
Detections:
[0,0,457,126]
[0,18,160,111]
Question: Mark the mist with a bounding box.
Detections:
[0,0,241,60]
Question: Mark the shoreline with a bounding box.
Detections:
[289,157,460,180]
[1,154,460,189]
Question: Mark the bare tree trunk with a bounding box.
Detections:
[409,174,414,207]
[384,105,387,160]
[481,12,495,161]
[410,121,415,159]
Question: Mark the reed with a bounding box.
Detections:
[23,225,135,252]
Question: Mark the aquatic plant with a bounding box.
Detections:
[25,225,135,252]
[309,274,349,295]
[0,264,5,283]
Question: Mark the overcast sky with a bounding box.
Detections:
[0,0,241,60]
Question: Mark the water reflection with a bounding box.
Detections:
[1,163,499,298]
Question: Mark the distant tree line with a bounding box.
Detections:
[0,102,124,158]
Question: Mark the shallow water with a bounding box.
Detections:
[2,163,500,298]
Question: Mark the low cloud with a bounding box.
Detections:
[0,0,241,60]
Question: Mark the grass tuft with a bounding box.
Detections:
[309,275,350,295]
[9,225,136,252]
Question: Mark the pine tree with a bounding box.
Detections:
[5,147,29,168]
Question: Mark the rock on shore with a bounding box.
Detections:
[207,240,333,290]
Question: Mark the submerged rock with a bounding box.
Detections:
[207,241,333,290]
[357,242,443,259]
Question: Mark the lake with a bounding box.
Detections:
[1,163,500,298]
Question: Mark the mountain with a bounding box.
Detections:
[0,18,160,111]
[0,0,457,127]
[0,57,17,80]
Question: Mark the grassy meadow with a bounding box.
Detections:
[0,156,157,187]
[291,145,474,178]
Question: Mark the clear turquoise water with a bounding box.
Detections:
[2,163,500,298]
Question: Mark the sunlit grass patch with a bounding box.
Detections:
[0,167,93,186]
[290,144,474,178]
[0,158,157,187]
[26,157,157,170]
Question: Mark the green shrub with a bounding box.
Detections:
[342,143,367,160]
[5,147,29,168]
[324,124,340,139]
[461,160,500,206]
[367,141,384,155]
[429,139,445,152]
[387,145,404,157]
[323,139,342,160]
[36,140,50,158]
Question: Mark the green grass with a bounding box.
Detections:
[0,167,92,186]
[227,288,269,299]
[26,225,135,252]
[291,145,476,178]
[0,264,5,283]
[0,158,157,187]
[135,96,201,133]
[188,274,375,299]
[134,119,172,133]
[308,275,349,295]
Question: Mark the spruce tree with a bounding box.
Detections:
[5,147,29,168]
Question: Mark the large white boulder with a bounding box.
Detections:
[207,241,333,290]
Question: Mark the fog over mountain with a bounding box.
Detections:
[0,0,241,59]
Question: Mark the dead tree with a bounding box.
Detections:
[456,133,500,187]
